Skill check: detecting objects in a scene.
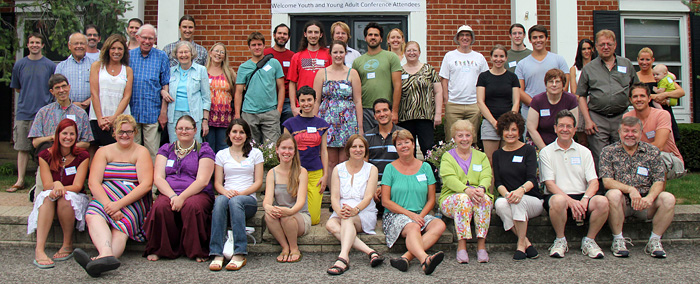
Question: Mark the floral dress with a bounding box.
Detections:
[318,68,359,147]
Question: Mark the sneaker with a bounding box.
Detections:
[581,239,605,259]
[645,238,667,258]
[548,239,568,258]
[611,237,633,257]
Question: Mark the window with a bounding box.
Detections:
[289,15,407,53]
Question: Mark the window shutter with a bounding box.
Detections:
[690,14,700,122]
[593,10,621,56]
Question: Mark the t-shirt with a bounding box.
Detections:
[215,147,264,200]
[38,149,90,193]
[506,48,532,73]
[528,92,579,145]
[282,115,330,171]
[236,58,284,114]
[438,49,489,105]
[624,108,683,163]
[352,50,402,109]
[657,75,678,106]
[158,142,215,196]
[476,70,520,120]
[514,52,569,115]
[264,47,295,100]
[492,144,541,198]
[85,52,100,62]
[288,47,331,92]
[345,47,362,67]
[381,162,436,213]
[10,56,57,121]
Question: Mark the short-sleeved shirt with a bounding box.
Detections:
[236,58,284,114]
[162,40,208,67]
[476,70,520,120]
[215,147,264,200]
[599,141,665,197]
[539,140,598,195]
[657,75,676,92]
[399,63,440,122]
[365,124,404,179]
[492,144,541,198]
[28,102,94,143]
[506,48,532,73]
[381,162,436,213]
[624,108,683,162]
[288,47,332,92]
[352,50,402,108]
[157,142,215,196]
[10,56,57,121]
[528,92,579,145]
[514,52,569,114]
[55,55,95,103]
[282,115,330,171]
[439,49,489,105]
[345,47,362,67]
[129,47,171,124]
[85,52,100,61]
[576,56,639,115]
[264,47,295,100]
[38,149,89,193]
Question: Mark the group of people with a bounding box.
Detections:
[10,15,685,277]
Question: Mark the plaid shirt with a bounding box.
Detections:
[162,40,208,67]
[129,47,170,124]
[55,55,95,103]
[28,102,93,142]
[599,141,665,197]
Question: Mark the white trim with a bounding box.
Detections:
[510,0,537,48]
[550,0,578,67]
[123,0,145,22]
[620,0,689,12]
[157,0,184,48]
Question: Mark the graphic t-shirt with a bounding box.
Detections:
[352,50,402,108]
[288,47,331,92]
[282,115,330,171]
[438,49,489,105]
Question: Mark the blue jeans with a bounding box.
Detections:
[209,195,257,256]
[206,126,228,154]
[280,100,293,126]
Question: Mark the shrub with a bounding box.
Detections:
[678,123,700,171]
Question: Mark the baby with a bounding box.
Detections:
[652,64,678,106]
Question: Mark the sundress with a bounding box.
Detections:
[318,68,359,147]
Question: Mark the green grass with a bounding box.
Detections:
[665,172,700,204]
[0,174,35,192]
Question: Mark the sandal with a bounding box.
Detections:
[287,251,302,263]
[53,249,74,261]
[368,251,384,267]
[225,257,246,271]
[85,256,121,278]
[327,257,349,275]
[73,248,91,271]
[209,258,224,271]
[7,184,24,193]
[33,259,55,269]
[421,251,444,275]
[390,257,409,272]
[276,252,288,263]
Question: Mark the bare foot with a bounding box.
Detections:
[147,254,159,261]
[196,257,208,262]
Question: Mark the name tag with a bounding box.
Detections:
[64,166,77,176]
[571,157,582,165]
[339,83,349,89]
[367,72,376,79]
[66,114,76,121]
[241,159,252,167]
[316,59,325,66]
[262,64,272,72]
[508,61,517,68]
[617,66,627,73]
[123,181,134,186]
[645,130,656,139]
[416,174,427,182]
[283,61,290,67]
[540,109,550,117]
[666,77,673,83]
[307,126,317,133]
[401,74,409,80]
[472,164,482,172]
[208,78,213,84]
[512,156,523,163]
[166,159,175,167]
[387,145,397,153]
[637,166,649,176]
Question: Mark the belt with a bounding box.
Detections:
[591,110,624,118]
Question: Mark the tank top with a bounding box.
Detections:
[89,65,130,120]
[272,168,309,215]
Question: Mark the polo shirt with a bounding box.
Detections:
[129,47,170,124]
[28,102,94,143]
[576,55,639,115]
[55,55,95,103]
[539,139,597,195]
[364,124,404,179]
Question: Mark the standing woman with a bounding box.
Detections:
[209,118,263,271]
[205,43,237,153]
[263,133,311,263]
[398,41,442,157]
[314,40,362,172]
[89,34,133,148]
[166,41,211,143]
[476,45,520,163]
[387,28,407,66]
[569,39,595,146]
[28,119,90,269]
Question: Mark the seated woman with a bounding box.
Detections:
[209,118,263,271]
[264,133,311,263]
[325,134,383,275]
[438,120,493,263]
[74,114,154,277]
[28,119,90,269]
[144,115,215,262]
[382,130,446,275]
[493,112,543,260]
[526,69,579,149]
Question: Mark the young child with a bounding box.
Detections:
[652,64,678,106]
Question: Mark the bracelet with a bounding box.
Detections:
[202,118,208,121]
[169,194,177,199]
[582,195,590,200]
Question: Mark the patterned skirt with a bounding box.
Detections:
[382,212,438,248]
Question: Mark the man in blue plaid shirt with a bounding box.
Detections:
[55,32,94,111]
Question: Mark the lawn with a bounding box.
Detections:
[665,172,700,204]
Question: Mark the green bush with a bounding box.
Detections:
[677,123,700,171]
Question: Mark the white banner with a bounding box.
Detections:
[271,0,424,14]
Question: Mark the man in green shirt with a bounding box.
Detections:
[506,23,532,73]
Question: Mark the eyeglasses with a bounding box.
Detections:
[556,124,575,129]
[405,49,419,54]
[547,79,563,85]
[118,130,135,136]
[176,127,195,132]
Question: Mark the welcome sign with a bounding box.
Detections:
[271,0,424,13]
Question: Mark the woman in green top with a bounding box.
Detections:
[381,129,446,275]
[439,120,493,264]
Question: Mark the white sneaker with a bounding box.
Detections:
[549,238,568,258]
[581,238,605,259]
[611,237,633,257]
[645,238,667,258]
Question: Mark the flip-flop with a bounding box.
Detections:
[287,251,302,263]
[86,256,121,277]
[33,259,55,269]
[225,258,246,271]
[7,184,24,192]
[53,250,74,261]
[73,248,91,271]
[209,258,224,271]
[276,252,288,263]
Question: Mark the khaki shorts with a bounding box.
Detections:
[13,120,33,151]
[300,213,312,236]
[623,196,651,221]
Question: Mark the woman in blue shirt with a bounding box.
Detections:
[167,41,211,143]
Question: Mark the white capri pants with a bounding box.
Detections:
[494,195,544,231]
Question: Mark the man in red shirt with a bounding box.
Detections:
[289,20,331,116]
[265,23,295,125]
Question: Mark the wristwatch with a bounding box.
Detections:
[582,195,590,200]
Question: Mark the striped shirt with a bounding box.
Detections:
[129,47,170,124]
[364,124,404,179]
[55,55,95,103]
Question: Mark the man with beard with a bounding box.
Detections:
[127,18,143,50]
[163,15,208,67]
[84,25,102,61]
[265,23,295,125]
[330,21,361,67]
[353,22,401,132]
[55,33,94,111]
[289,20,331,117]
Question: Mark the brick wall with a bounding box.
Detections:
[0,0,14,13]
[577,0,618,41]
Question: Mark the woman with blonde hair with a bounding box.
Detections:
[205,42,237,152]
[387,28,407,65]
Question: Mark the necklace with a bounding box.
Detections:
[307,49,320,69]
[176,141,195,157]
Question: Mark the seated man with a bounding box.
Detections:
[602,116,675,258]
[539,109,608,259]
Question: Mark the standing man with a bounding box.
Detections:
[330,21,362,67]
[84,24,102,61]
[439,25,489,139]
[234,32,285,145]
[55,33,94,111]
[352,22,402,132]
[8,33,56,193]
[506,23,532,73]
[601,116,675,258]
[264,23,295,125]
[539,110,607,259]
[577,29,639,170]
[129,24,170,161]
[515,25,569,120]
[163,15,208,67]
[127,18,143,50]
[289,20,331,117]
